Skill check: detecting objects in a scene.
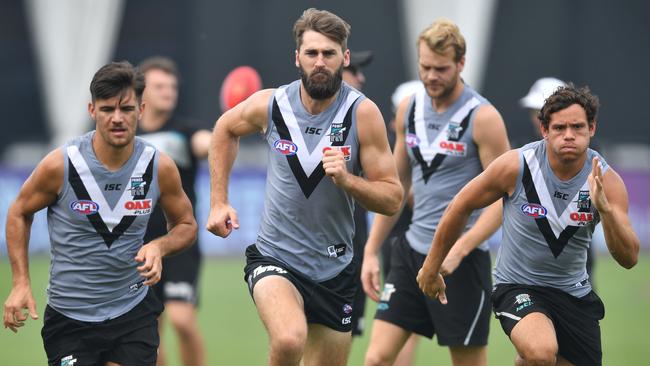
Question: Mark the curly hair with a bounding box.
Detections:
[538,83,599,129]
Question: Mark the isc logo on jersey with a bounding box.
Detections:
[521,203,547,218]
[322,146,351,161]
[70,200,99,215]
[439,140,467,156]
[124,199,153,215]
[274,139,298,156]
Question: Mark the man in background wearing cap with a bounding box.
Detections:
[520,77,596,285]
[342,50,373,91]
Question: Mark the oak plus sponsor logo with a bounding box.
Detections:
[569,212,594,226]
[70,200,99,215]
[438,140,467,156]
[124,199,153,216]
[273,139,298,156]
[520,203,547,218]
[322,146,351,161]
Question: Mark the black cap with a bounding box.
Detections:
[348,50,373,68]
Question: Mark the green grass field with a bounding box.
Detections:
[1,254,649,365]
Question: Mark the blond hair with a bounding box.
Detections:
[418,19,466,62]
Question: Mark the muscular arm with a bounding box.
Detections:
[440,104,510,274]
[418,150,519,302]
[361,97,411,300]
[590,159,639,269]
[4,149,63,332]
[206,89,273,237]
[325,98,403,216]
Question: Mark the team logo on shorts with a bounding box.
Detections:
[70,200,99,215]
[60,355,78,366]
[380,283,397,302]
[273,139,298,156]
[328,123,346,142]
[514,293,533,312]
[129,176,146,196]
[520,203,547,218]
[446,122,463,140]
[406,133,420,148]
[343,303,353,314]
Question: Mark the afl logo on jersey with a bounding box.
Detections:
[70,200,99,215]
[273,139,298,156]
[521,203,547,218]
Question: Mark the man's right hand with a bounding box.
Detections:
[3,284,39,333]
[205,204,240,238]
[361,251,382,302]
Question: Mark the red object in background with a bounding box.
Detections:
[219,66,262,112]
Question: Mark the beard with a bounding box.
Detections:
[299,64,343,100]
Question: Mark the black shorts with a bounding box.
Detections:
[351,205,368,336]
[41,289,163,366]
[243,244,357,332]
[153,242,201,305]
[492,284,605,366]
[375,234,492,346]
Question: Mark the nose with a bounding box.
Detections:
[314,55,326,67]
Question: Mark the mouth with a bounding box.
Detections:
[110,127,127,137]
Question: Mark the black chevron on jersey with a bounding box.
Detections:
[67,155,155,247]
[271,98,355,198]
[522,160,579,258]
[408,103,474,183]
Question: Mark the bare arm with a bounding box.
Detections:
[136,153,198,286]
[4,149,63,332]
[205,89,273,237]
[323,98,403,216]
[190,129,212,158]
[440,104,510,274]
[361,97,411,301]
[417,150,519,302]
[589,158,639,269]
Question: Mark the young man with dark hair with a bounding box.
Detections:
[3,61,197,366]
[206,8,402,366]
[418,84,639,366]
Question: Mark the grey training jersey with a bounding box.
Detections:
[494,140,607,297]
[47,131,160,321]
[256,80,363,281]
[404,85,490,254]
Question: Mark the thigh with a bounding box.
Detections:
[375,236,434,338]
[509,312,558,359]
[430,249,491,346]
[365,319,413,365]
[253,275,308,342]
[304,323,352,366]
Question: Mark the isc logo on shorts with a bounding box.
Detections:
[70,200,99,215]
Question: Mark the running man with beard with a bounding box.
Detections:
[205,8,402,366]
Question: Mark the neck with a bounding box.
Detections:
[92,133,134,172]
[299,84,339,115]
[140,108,171,132]
[546,145,588,181]
[432,81,464,112]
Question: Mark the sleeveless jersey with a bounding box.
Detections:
[404,85,490,254]
[46,131,160,321]
[494,140,607,297]
[256,80,363,281]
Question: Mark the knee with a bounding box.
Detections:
[364,349,392,366]
[518,346,557,366]
[270,331,307,358]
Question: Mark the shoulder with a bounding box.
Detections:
[473,103,505,128]
[240,88,276,120]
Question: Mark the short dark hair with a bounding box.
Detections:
[538,83,599,129]
[89,61,145,102]
[293,8,351,51]
[138,56,180,79]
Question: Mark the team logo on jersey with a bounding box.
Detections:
[343,303,353,314]
[70,200,99,215]
[520,203,548,218]
[406,133,420,148]
[438,140,467,157]
[446,122,463,140]
[322,145,351,161]
[124,199,152,215]
[273,139,298,156]
[576,190,591,212]
[129,177,146,196]
[327,123,346,142]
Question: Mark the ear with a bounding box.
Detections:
[457,56,466,74]
[88,102,96,120]
[343,48,350,68]
[138,101,145,120]
[295,49,299,68]
[540,123,549,139]
[589,120,597,137]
